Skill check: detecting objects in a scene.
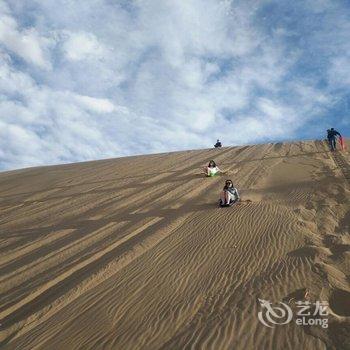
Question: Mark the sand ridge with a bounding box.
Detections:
[0,140,349,349]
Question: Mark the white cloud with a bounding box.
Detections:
[0,56,121,169]
[74,94,116,113]
[258,98,292,122]
[62,31,106,61]
[328,56,350,88]
[0,3,51,69]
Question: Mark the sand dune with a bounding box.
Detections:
[0,140,349,349]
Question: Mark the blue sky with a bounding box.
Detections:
[0,0,349,170]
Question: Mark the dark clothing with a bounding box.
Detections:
[219,186,240,207]
[214,141,222,148]
[327,129,341,139]
[327,129,341,151]
[329,138,337,151]
[224,187,240,200]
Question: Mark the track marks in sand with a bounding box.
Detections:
[0,228,75,266]
[330,151,350,183]
[0,140,349,350]
[0,222,125,312]
[282,151,350,349]
[0,218,162,328]
[95,203,311,350]
[0,213,193,346]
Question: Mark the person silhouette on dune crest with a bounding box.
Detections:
[327,128,341,151]
[214,139,222,148]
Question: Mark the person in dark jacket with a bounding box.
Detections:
[219,179,240,207]
[327,128,341,151]
[214,139,222,148]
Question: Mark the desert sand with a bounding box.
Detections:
[0,140,349,349]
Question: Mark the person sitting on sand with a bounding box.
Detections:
[204,160,223,177]
[219,179,240,207]
[214,139,222,148]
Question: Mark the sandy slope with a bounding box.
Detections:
[0,140,349,349]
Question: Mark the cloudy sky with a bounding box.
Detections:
[0,0,349,170]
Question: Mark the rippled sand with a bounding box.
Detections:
[0,140,349,349]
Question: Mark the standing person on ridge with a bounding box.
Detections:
[327,128,341,151]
